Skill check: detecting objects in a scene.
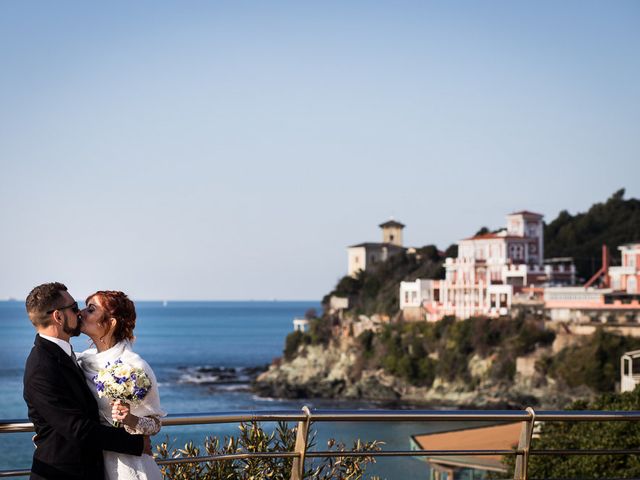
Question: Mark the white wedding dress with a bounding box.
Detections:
[78,340,166,480]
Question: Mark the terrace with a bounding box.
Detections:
[2,407,640,479]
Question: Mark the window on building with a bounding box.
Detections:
[612,277,621,290]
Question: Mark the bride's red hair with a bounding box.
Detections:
[86,290,136,343]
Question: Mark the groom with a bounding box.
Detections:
[23,282,150,480]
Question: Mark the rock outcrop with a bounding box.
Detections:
[254,339,595,409]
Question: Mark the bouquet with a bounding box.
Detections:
[93,358,152,427]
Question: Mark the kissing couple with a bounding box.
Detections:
[23,282,165,480]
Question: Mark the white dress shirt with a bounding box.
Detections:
[39,333,74,359]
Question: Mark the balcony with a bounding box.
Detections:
[2,408,640,479]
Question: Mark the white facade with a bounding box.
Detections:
[609,243,640,293]
[293,318,310,332]
[543,242,640,323]
[348,243,405,277]
[400,211,549,321]
[348,246,368,277]
[621,350,640,393]
[347,220,406,277]
[400,280,434,309]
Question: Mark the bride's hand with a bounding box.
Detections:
[112,400,132,424]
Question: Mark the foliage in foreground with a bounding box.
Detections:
[499,386,640,478]
[156,421,383,480]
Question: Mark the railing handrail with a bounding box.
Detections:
[2,407,640,479]
[4,408,640,433]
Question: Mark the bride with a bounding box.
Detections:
[78,290,165,480]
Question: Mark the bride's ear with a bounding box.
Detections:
[109,317,118,331]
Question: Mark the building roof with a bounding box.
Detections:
[348,242,407,249]
[508,210,544,217]
[544,257,575,263]
[379,220,405,229]
[619,242,640,248]
[412,422,521,472]
[464,233,502,240]
[461,233,530,241]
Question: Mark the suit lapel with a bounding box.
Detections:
[35,335,98,405]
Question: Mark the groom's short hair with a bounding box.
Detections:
[26,282,68,328]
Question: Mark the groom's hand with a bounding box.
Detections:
[143,435,152,456]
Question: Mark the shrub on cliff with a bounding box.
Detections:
[543,328,640,392]
[284,331,308,360]
[283,318,334,360]
[355,315,557,387]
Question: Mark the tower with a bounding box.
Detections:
[379,220,405,247]
[506,211,544,264]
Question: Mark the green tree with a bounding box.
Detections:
[501,387,640,478]
[545,189,640,281]
[546,329,640,392]
[284,330,308,360]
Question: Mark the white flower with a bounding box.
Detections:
[93,359,151,404]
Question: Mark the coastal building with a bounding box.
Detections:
[610,243,640,293]
[293,318,310,332]
[400,211,575,321]
[621,349,640,393]
[348,220,406,277]
[544,243,640,323]
[411,422,521,479]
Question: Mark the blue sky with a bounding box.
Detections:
[1,1,639,300]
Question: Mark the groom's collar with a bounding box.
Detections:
[38,333,73,358]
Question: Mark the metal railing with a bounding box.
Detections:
[2,407,640,479]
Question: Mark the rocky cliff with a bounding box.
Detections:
[254,336,593,409]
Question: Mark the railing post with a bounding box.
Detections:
[289,405,312,480]
[514,407,536,480]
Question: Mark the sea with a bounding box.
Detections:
[0,300,476,479]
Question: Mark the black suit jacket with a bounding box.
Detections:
[23,334,144,480]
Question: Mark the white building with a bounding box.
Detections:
[293,318,310,332]
[610,243,640,294]
[544,242,640,323]
[400,211,574,321]
[348,220,406,277]
[621,350,640,393]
